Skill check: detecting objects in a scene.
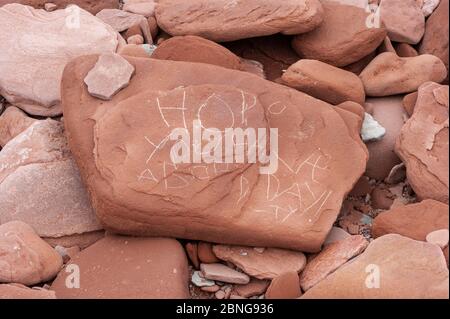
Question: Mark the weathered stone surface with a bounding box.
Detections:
[0,120,102,239]
[365,96,407,180]
[201,263,250,284]
[302,234,449,298]
[84,53,135,100]
[155,0,324,42]
[323,227,351,246]
[427,229,449,249]
[417,0,441,17]
[62,55,368,252]
[0,221,63,286]
[395,82,449,203]
[234,278,269,298]
[419,0,449,75]
[0,4,119,116]
[152,35,243,71]
[123,0,155,17]
[51,236,189,298]
[265,271,302,299]
[380,0,425,44]
[0,283,56,299]
[281,59,365,105]
[300,235,369,291]
[373,200,449,241]
[292,1,386,67]
[360,53,447,96]
[0,0,119,14]
[96,8,152,44]
[0,106,37,147]
[213,245,306,279]
[403,91,418,116]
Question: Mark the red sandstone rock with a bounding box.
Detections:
[395,82,449,203]
[0,283,56,299]
[0,106,37,147]
[0,0,119,14]
[155,0,324,42]
[372,200,449,241]
[265,271,302,299]
[51,236,189,298]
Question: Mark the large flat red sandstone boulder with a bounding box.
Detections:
[62,55,367,252]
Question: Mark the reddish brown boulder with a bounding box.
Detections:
[50,236,189,298]
[281,59,365,105]
[0,106,37,147]
[292,1,386,67]
[265,271,302,299]
[372,200,449,241]
[0,221,63,286]
[213,245,306,279]
[299,235,369,291]
[360,52,447,96]
[62,55,368,252]
[0,284,56,299]
[152,35,243,71]
[419,0,449,76]
[364,96,407,181]
[155,0,324,42]
[402,91,418,116]
[0,0,119,14]
[395,82,449,203]
[302,234,449,298]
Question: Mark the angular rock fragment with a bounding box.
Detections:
[200,263,250,285]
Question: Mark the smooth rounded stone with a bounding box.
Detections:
[152,35,243,71]
[118,44,154,58]
[96,8,152,44]
[198,242,220,264]
[300,235,369,291]
[360,52,447,96]
[395,82,449,203]
[402,91,418,116]
[379,0,425,44]
[419,0,449,78]
[281,59,365,105]
[215,290,226,299]
[51,236,189,298]
[336,101,365,120]
[0,283,56,299]
[427,229,450,249]
[84,53,135,101]
[372,199,449,241]
[302,234,449,298]
[226,34,300,81]
[417,0,441,17]
[0,106,37,147]
[0,120,102,239]
[395,43,419,57]
[155,0,324,42]
[0,4,119,117]
[234,278,270,298]
[62,55,368,253]
[0,0,119,14]
[364,96,407,181]
[0,221,63,286]
[127,34,144,45]
[265,271,302,299]
[192,271,215,287]
[292,1,386,67]
[123,0,155,17]
[323,227,351,246]
[213,245,306,280]
[360,113,386,142]
[200,263,250,285]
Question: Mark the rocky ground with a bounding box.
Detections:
[0,0,448,299]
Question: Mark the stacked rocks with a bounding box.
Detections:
[0,0,448,299]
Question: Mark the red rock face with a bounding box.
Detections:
[155,0,324,42]
[395,82,449,203]
[62,55,368,252]
[50,236,189,298]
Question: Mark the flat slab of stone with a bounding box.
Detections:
[0,4,119,116]
[200,263,250,284]
[84,53,135,100]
